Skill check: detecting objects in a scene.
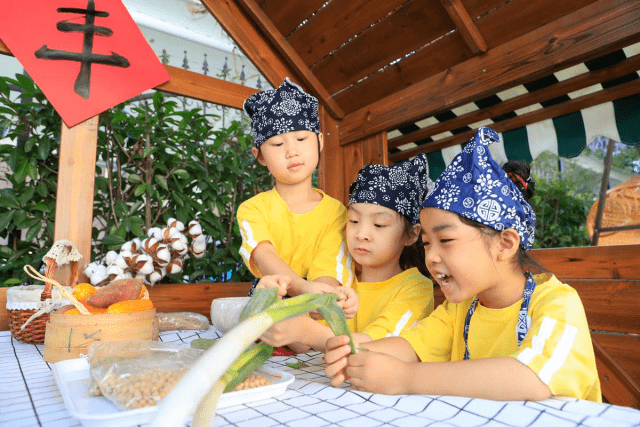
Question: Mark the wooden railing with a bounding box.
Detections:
[2,244,638,406]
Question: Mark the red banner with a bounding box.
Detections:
[0,0,170,127]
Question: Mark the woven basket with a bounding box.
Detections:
[7,243,80,344]
[587,174,640,245]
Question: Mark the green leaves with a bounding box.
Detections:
[0,74,272,285]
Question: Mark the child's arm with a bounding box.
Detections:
[325,336,551,400]
[251,242,338,296]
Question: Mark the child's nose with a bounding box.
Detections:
[424,247,439,265]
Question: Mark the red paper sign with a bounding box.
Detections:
[0,0,170,127]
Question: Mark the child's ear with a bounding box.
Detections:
[497,229,520,260]
[318,133,324,153]
[405,223,421,246]
[252,147,266,166]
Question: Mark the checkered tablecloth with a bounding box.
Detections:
[1,328,639,427]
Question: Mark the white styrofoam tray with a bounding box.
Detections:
[52,357,294,427]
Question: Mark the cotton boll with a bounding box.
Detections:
[141,238,159,254]
[114,254,129,270]
[105,250,119,266]
[166,259,183,275]
[193,234,207,245]
[83,262,100,278]
[147,227,162,239]
[131,237,142,253]
[155,246,171,266]
[187,221,203,238]
[137,258,154,275]
[120,241,134,253]
[90,270,108,286]
[191,239,206,253]
[168,218,185,232]
[171,239,188,254]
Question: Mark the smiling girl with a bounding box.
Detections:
[259,155,434,352]
[325,127,601,402]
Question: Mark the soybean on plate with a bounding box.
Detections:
[52,358,295,427]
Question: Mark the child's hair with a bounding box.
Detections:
[458,160,546,273]
[399,216,431,278]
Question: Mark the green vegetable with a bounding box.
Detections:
[151,290,355,427]
[285,361,309,369]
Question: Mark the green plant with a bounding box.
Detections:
[0,74,272,285]
[530,176,593,248]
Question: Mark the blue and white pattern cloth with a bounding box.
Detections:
[243,77,320,148]
[349,153,430,224]
[422,127,536,250]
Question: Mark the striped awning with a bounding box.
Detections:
[422,94,640,181]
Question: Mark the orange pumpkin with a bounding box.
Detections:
[106,299,154,314]
[72,283,98,301]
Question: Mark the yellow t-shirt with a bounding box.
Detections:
[237,188,353,285]
[347,268,434,340]
[401,273,601,402]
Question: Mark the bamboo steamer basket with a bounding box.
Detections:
[43,306,159,363]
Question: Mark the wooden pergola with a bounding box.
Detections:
[1,0,639,407]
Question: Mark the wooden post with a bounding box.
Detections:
[591,138,615,246]
[53,116,99,285]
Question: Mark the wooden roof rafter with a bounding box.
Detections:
[441,0,487,54]
[338,0,640,146]
[387,52,640,151]
[235,0,345,119]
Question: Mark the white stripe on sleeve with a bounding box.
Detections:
[386,310,413,337]
[335,242,346,284]
[538,323,578,385]
[517,316,556,365]
[240,220,258,249]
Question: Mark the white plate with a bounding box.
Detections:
[52,358,294,427]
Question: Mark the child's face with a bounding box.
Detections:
[347,203,412,272]
[420,207,500,304]
[252,130,322,185]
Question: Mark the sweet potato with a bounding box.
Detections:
[86,278,144,308]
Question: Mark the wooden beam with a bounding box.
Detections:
[158,65,258,109]
[199,0,298,90]
[317,106,347,204]
[0,38,10,55]
[390,77,640,162]
[592,335,640,408]
[388,53,640,150]
[53,116,99,286]
[441,0,487,54]
[235,0,345,120]
[340,0,640,145]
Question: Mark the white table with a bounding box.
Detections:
[1,328,639,427]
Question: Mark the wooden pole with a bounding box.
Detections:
[591,138,615,246]
[53,116,99,285]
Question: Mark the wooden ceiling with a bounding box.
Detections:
[200,0,640,162]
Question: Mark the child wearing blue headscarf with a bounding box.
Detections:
[238,78,357,317]
[260,155,434,352]
[325,127,601,402]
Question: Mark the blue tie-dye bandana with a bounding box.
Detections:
[422,127,536,250]
[349,154,430,224]
[243,77,320,148]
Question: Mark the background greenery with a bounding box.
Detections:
[0,74,272,286]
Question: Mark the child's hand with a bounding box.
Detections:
[345,350,410,395]
[259,317,303,348]
[324,335,354,387]
[336,286,359,319]
[256,275,290,299]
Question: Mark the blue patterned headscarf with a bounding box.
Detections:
[349,154,430,224]
[422,127,536,250]
[243,77,320,148]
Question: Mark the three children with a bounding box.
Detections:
[238,79,600,402]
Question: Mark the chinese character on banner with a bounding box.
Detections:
[0,0,170,127]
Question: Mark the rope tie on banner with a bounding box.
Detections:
[21,265,91,329]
